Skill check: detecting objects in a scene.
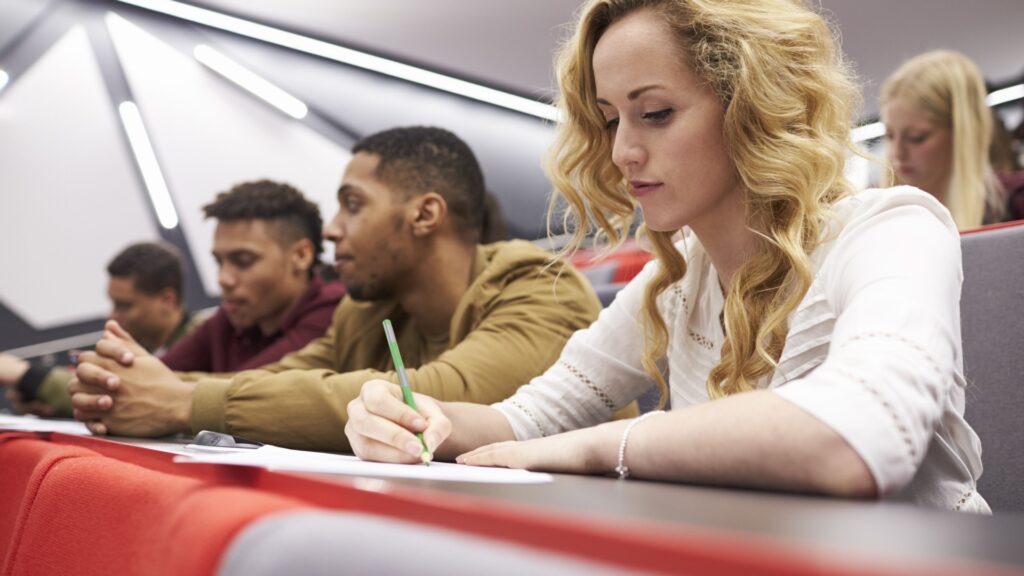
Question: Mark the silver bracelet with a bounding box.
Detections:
[615,410,665,480]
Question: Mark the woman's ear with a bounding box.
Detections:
[410,192,448,237]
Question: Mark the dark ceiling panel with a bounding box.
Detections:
[0,0,57,56]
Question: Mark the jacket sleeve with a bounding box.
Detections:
[188,262,601,452]
[34,366,75,418]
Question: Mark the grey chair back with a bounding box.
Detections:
[960,222,1024,513]
[217,511,635,576]
[593,282,627,308]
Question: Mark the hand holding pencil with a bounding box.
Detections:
[381,319,433,464]
[345,319,459,464]
[345,379,453,465]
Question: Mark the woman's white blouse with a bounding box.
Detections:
[493,187,989,512]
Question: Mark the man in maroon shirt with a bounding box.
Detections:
[160,180,344,373]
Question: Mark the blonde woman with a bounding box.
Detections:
[881,50,1003,228]
[346,0,987,512]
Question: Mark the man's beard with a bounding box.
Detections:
[345,275,393,302]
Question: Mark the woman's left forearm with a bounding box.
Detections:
[605,391,878,497]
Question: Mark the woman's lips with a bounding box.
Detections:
[630,181,663,198]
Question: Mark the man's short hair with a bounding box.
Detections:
[352,127,486,239]
[203,180,324,264]
[107,242,183,301]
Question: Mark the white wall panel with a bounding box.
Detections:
[107,13,350,296]
[0,25,158,329]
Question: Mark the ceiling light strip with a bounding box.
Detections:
[986,83,1024,107]
[194,44,307,119]
[112,1,1024,134]
[118,101,179,229]
[115,0,560,121]
[851,122,886,143]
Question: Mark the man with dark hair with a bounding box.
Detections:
[4,180,343,416]
[348,125,487,243]
[154,179,344,373]
[70,126,611,450]
[106,242,192,352]
[1,241,197,416]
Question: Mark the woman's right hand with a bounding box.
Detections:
[345,379,452,464]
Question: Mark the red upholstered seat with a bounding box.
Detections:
[0,434,96,567]
[3,451,308,576]
[570,239,654,284]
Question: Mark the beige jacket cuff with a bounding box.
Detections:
[189,378,232,434]
[37,368,74,418]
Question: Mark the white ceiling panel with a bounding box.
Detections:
[0,25,158,328]
[107,12,351,296]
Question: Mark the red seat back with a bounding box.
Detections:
[0,434,95,566]
[4,451,307,576]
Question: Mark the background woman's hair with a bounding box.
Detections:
[881,50,1002,228]
[546,0,860,402]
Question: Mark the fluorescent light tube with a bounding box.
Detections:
[118,101,179,229]
[194,43,307,119]
[115,0,560,121]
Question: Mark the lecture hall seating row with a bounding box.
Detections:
[5,431,1015,576]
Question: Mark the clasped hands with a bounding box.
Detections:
[69,320,194,437]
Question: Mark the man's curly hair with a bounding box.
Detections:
[203,180,324,268]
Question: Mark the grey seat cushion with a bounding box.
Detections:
[217,510,641,576]
[960,223,1024,512]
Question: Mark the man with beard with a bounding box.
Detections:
[69,126,607,451]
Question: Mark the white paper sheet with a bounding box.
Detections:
[174,444,553,484]
[0,414,92,435]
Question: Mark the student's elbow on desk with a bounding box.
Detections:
[812,438,879,499]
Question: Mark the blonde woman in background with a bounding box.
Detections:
[881,50,1004,228]
[346,0,988,512]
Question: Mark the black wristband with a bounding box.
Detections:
[15,362,51,402]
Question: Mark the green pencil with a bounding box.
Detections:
[382,319,432,464]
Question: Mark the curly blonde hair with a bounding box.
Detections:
[881,50,1002,229]
[545,0,860,402]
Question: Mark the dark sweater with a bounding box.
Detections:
[161,276,345,374]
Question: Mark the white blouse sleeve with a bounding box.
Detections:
[773,191,963,495]
[492,257,662,440]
